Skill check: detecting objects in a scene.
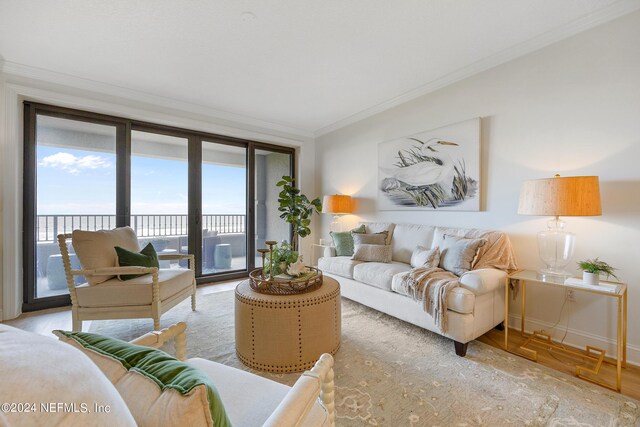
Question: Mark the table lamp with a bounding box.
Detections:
[518,175,601,278]
[322,194,353,233]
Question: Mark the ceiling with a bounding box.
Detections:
[1,1,638,136]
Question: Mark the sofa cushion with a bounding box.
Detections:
[73,227,140,285]
[391,273,475,314]
[352,244,392,263]
[410,246,440,268]
[392,224,436,264]
[0,324,136,427]
[352,231,388,246]
[330,224,366,256]
[353,261,412,292]
[439,234,487,276]
[359,222,395,245]
[76,268,194,308]
[318,256,363,279]
[55,331,231,427]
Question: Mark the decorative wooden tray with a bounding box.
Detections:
[248,267,323,295]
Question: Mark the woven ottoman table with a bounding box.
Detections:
[235,276,341,373]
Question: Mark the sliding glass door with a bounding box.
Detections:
[23,102,294,311]
[201,142,247,276]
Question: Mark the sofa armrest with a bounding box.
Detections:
[459,268,506,295]
[323,246,336,258]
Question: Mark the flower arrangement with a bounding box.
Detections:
[263,241,309,277]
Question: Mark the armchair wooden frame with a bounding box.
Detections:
[131,322,336,427]
[57,233,197,331]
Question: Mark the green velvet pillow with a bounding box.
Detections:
[330,224,366,256]
[54,330,231,427]
[115,242,159,280]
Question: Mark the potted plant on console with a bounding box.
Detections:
[577,258,618,286]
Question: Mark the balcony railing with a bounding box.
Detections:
[36,214,246,243]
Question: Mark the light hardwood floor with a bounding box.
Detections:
[4,284,639,400]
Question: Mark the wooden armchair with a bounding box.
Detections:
[135,322,336,426]
[57,227,197,331]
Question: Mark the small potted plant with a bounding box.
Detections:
[577,258,618,286]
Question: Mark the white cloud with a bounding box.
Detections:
[40,152,112,174]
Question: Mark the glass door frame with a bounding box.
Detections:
[23,101,295,311]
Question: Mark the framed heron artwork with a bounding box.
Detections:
[378,118,480,211]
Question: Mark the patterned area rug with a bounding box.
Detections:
[90,290,639,426]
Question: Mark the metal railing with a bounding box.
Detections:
[36,214,246,242]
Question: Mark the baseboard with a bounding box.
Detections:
[508,314,639,367]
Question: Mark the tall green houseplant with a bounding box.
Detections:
[277,175,322,252]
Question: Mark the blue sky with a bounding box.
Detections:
[37,146,246,215]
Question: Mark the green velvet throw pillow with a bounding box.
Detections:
[115,242,159,280]
[54,331,231,427]
[330,224,366,256]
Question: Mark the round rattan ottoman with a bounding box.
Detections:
[235,276,341,373]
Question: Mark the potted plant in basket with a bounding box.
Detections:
[277,175,322,252]
[577,258,618,286]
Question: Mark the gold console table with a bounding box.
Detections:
[504,269,627,392]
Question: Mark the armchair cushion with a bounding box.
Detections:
[75,269,194,308]
[54,331,231,427]
[0,324,136,427]
[73,227,140,285]
[115,243,159,280]
[187,358,329,427]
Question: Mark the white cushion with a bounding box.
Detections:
[391,273,476,314]
[431,226,470,249]
[75,268,194,308]
[73,227,140,285]
[358,222,395,245]
[318,256,362,279]
[410,246,440,268]
[392,224,436,264]
[0,325,136,427]
[353,261,412,291]
[55,333,228,427]
[187,358,328,427]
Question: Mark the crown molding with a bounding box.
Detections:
[0,61,315,140]
[314,0,640,137]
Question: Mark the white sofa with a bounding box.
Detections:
[319,222,510,356]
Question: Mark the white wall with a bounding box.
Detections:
[316,12,640,362]
[0,69,317,321]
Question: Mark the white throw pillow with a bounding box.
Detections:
[410,246,441,268]
[0,325,136,427]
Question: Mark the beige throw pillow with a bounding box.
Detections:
[439,234,487,276]
[410,246,441,268]
[352,231,388,246]
[352,244,392,263]
[72,227,140,285]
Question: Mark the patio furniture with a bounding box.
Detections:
[214,243,232,269]
[58,227,197,331]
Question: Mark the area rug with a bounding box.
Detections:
[90,291,639,426]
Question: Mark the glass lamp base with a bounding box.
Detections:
[537,218,576,277]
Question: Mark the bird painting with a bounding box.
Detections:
[378,119,480,210]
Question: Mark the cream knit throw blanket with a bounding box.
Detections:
[398,267,459,333]
[398,230,518,333]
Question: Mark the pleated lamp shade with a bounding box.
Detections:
[517,175,601,217]
[322,195,353,215]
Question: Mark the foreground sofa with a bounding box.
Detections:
[319,222,515,356]
[0,322,335,427]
